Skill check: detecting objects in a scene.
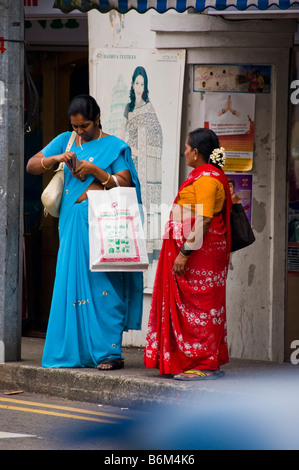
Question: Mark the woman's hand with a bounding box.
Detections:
[72,160,95,181]
[59,151,76,165]
[173,252,189,276]
[26,151,78,175]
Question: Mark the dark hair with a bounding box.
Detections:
[68,95,101,128]
[128,66,149,112]
[187,128,221,169]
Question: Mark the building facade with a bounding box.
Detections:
[1,1,298,363]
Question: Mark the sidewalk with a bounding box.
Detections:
[0,336,298,410]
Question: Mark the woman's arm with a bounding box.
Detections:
[26,150,76,175]
[172,216,212,276]
[71,160,132,187]
[172,176,222,275]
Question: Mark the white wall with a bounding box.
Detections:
[89,10,297,361]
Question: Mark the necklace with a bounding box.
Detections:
[79,128,102,150]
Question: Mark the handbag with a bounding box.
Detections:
[41,132,76,217]
[88,186,149,272]
[230,203,255,252]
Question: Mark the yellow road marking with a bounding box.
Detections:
[0,397,133,424]
[0,404,117,423]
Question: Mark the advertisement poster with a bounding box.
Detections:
[90,48,185,291]
[204,92,255,171]
[193,64,271,93]
[226,173,253,223]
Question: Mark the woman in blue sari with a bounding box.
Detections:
[26,95,143,370]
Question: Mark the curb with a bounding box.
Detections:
[0,361,215,409]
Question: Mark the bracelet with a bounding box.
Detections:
[102,172,111,185]
[41,158,51,170]
[111,174,120,187]
[180,243,192,257]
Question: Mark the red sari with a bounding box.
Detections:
[144,164,232,375]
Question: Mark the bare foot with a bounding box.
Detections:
[97,358,124,370]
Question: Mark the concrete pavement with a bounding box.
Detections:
[0,337,298,410]
[1,337,299,449]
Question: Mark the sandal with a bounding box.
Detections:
[173,369,225,381]
[97,358,124,371]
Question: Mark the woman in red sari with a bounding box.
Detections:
[144,128,232,380]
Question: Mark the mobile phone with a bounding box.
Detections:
[65,154,81,172]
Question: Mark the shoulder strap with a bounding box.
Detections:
[66,131,76,151]
[55,132,76,173]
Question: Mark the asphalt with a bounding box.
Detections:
[0,337,298,412]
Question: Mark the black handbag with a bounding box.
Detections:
[230,203,255,252]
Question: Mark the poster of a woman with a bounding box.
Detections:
[121,66,163,163]
[120,66,163,286]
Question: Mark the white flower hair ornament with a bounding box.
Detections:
[209,147,226,168]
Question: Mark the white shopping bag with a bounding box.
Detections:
[87,187,149,271]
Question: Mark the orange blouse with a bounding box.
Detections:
[176,176,225,217]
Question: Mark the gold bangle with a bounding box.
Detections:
[41,158,51,170]
[179,251,190,258]
[102,172,111,185]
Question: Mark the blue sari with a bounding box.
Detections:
[41,132,143,368]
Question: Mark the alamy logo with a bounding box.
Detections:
[290,340,299,365]
[290,81,299,105]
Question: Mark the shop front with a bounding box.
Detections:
[287,48,299,362]
[22,1,89,335]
